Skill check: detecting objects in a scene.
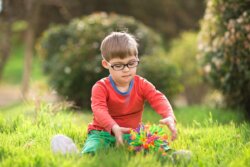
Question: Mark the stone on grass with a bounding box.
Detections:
[171,150,192,164]
[51,134,79,154]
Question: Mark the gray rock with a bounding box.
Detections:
[51,134,79,154]
[171,150,192,164]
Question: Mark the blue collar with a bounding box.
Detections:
[109,75,134,96]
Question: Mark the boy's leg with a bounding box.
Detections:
[123,134,131,144]
[81,130,116,154]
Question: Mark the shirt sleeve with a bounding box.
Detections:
[140,78,176,121]
[91,82,117,133]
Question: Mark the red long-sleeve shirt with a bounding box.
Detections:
[87,75,175,133]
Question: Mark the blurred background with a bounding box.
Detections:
[0,0,249,118]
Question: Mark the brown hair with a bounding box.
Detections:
[100,32,138,61]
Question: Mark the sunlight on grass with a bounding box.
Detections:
[143,105,246,126]
[0,102,250,166]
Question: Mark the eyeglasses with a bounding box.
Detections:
[106,60,140,71]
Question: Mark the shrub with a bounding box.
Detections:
[37,13,163,108]
[198,0,250,114]
[167,32,209,105]
[138,51,182,103]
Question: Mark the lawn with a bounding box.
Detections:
[0,102,249,167]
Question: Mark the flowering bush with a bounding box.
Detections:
[198,0,250,114]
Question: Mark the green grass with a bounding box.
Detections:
[143,105,246,125]
[0,102,249,167]
[2,44,44,85]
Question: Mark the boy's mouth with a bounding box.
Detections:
[122,75,131,78]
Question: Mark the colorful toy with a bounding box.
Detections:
[128,123,170,155]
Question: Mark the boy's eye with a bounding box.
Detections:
[113,64,123,68]
[128,61,137,66]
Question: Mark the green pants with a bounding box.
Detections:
[82,130,171,154]
[82,130,131,154]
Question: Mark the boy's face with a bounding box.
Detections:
[102,55,139,86]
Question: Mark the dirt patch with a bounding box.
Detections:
[0,83,59,107]
[0,85,22,107]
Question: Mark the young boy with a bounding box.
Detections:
[82,32,177,154]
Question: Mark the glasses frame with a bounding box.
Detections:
[105,59,140,71]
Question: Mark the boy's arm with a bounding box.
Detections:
[91,83,117,133]
[92,82,131,144]
[111,124,130,146]
[140,78,176,122]
[140,78,177,140]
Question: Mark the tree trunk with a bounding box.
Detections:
[0,0,12,81]
[21,23,34,97]
[0,21,11,81]
[21,0,41,98]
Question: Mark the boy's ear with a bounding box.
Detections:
[102,60,109,69]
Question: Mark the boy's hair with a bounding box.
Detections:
[100,32,138,61]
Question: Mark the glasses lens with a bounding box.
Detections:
[111,61,139,71]
[128,61,139,68]
[113,64,124,71]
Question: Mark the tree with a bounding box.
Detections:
[0,0,12,81]
[0,0,71,97]
[0,0,205,98]
[22,0,74,97]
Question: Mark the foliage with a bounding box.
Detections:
[37,13,163,108]
[198,0,250,114]
[1,44,43,84]
[167,32,209,104]
[138,53,182,102]
[0,102,249,167]
[103,0,205,39]
[168,32,199,86]
[3,0,204,42]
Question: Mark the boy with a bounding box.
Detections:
[82,32,177,154]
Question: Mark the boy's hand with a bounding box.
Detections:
[159,117,177,141]
[111,124,130,146]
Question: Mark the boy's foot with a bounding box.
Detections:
[51,134,79,154]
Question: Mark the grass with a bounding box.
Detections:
[0,102,249,167]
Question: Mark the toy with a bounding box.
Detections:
[128,123,170,155]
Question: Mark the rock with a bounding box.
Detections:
[51,134,79,154]
[171,150,192,164]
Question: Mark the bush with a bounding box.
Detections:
[138,51,182,103]
[167,32,209,105]
[198,1,250,114]
[37,13,163,108]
